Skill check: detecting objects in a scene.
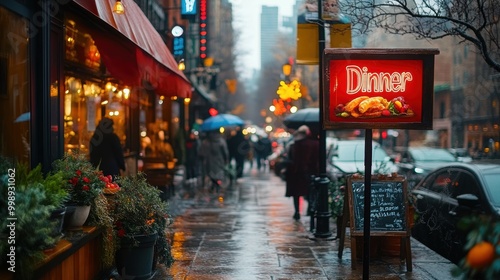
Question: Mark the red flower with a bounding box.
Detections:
[83,177,90,183]
[70,177,78,186]
[117,228,126,238]
[76,170,82,176]
[82,185,90,191]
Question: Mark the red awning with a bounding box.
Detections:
[72,0,191,98]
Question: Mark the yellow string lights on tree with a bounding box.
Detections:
[276,80,302,101]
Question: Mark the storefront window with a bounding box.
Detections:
[0,7,30,163]
[63,17,128,155]
[138,92,176,160]
[63,78,128,154]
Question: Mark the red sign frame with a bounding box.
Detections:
[322,48,439,130]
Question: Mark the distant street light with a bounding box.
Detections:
[282,62,292,78]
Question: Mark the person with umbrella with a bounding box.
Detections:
[198,130,230,192]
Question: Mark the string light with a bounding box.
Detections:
[113,0,125,14]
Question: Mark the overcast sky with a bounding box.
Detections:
[229,0,296,75]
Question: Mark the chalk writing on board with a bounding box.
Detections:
[351,181,406,232]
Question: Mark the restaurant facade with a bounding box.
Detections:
[0,0,192,172]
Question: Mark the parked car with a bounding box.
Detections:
[448,148,473,163]
[411,163,500,264]
[326,139,399,182]
[393,146,458,187]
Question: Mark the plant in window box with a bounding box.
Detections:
[111,173,173,278]
[0,157,67,279]
[16,163,69,239]
[52,153,105,207]
[52,152,116,268]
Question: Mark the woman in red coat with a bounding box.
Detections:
[285,125,320,220]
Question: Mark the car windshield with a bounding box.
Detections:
[483,173,500,207]
[410,148,456,162]
[333,143,389,162]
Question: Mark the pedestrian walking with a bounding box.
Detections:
[254,134,273,171]
[89,117,126,178]
[285,125,319,220]
[226,128,251,179]
[185,130,200,184]
[198,131,229,192]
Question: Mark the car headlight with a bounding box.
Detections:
[414,167,425,174]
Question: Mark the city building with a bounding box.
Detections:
[260,6,279,69]
[0,0,192,171]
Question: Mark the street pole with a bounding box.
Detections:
[314,0,332,238]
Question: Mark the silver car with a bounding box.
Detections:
[326,139,399,181]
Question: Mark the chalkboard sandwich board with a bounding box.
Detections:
[345,174,413,271]
[347,174,410,237]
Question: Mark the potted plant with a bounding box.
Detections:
[52,152,117,268]
[16,163,69,239]
[0,157,66,279]
[52,153,106,228]
[111,173,173,278]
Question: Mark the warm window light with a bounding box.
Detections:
[123,87,130,99]
[184,98,191,104]
[204,57,214,67]
[282,63,292,76]
[113,0,125,14]
[178,59,186,71]
[105,82,113,91]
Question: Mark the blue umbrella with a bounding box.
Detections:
[200,114,244,131]
[15,112,30,123]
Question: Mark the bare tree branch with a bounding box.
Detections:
[340,0,500,72]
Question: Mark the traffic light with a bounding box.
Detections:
[381,130,388,139]
[208,107,218,116]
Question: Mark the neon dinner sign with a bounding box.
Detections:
[322,48,439,130]
[346,66,413,94]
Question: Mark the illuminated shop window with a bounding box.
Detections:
[0,7,30,163]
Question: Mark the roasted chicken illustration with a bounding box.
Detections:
[335,96,414,118]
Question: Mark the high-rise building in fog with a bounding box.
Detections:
[260,6,279,68]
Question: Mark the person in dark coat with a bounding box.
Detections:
[285,125,319,220]
[226,128,251,178]
[198,131,229,192]
[89,117,126,178]
[185,130,200,183]
[254,135,273,171]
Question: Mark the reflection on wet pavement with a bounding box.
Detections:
[153,168,459,280]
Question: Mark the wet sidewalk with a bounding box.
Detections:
[154,168,461,280]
